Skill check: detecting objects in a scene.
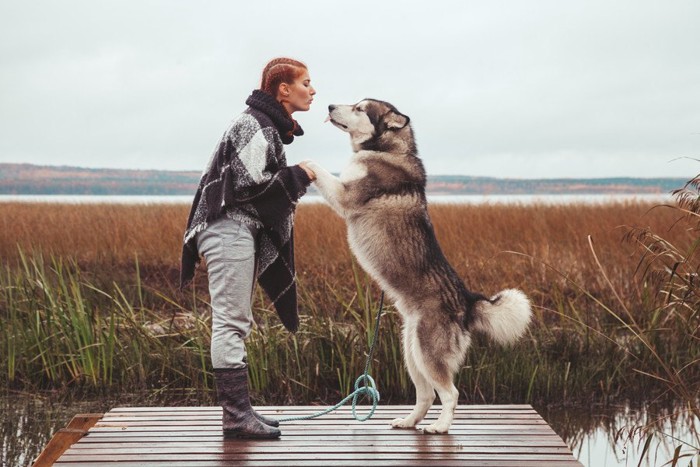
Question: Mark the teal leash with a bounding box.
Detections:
[278,292,385,423]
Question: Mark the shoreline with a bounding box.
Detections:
[0,193,675,205]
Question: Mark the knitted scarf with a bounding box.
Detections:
[180,90,310,332]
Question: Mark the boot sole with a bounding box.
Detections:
[223,430,281,440]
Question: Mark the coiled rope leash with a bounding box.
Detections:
[278,291,385,423]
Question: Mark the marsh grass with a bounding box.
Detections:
[0,251,213,393]
[0,196,698,410]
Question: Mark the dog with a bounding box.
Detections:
[304,99,532,434]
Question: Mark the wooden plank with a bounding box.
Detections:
[83,430,566,437]
[32,414,102,467]
[99,414,545,421]
[94,419,549,427]
[99,411,545,418]
[87,425,557,432]
[108,404,536,411]
[77,435,569,447]
[49,405,581,466]
[102,410,539,418]
[101,410,544,417]
[70,438,570,448]
[64,414,104,430]
[34,430,86,467]
[82,430,560,440]
[58,452,579,461]
[55,461,582,467]
[64,446,575,455]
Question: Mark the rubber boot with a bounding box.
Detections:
[253,409,279,427]
[214,368,281,439]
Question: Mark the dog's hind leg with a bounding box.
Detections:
[391,321,435,429]
[422,344,461,434]
[423,379,459,434]
[421,325,465,434]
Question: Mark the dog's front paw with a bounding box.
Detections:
[391,418,418,429]
[304,161,323,173]
[423,422,450,434]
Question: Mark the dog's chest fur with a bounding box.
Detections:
[338,152,430,303]
[338,156,368,183]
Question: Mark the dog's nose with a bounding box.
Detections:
[328,105,336,112]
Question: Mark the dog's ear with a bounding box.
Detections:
[384,110,410,130]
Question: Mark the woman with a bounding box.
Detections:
[180,58,316,439]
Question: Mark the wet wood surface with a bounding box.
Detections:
[51,405,581,466]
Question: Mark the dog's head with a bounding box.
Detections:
[326,99,414,153]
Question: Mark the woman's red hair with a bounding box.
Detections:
[260,58,307,98]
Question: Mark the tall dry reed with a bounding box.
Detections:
[0,198,697,407]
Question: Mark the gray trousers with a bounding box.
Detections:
[196,217,258,369]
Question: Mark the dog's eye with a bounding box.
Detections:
[355,107,364,113]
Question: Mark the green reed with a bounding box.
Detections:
[0,251,209,393]
[2,246,690,407]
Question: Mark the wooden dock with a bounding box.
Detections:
[37,405,581,466]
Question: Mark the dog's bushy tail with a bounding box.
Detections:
[472,289,532,345]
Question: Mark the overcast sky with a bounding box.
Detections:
[1,1,699,179]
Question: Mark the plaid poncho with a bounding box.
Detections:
[180,90,311,332]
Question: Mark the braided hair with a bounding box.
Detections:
[260,57,307,139]
[260,57,307,98]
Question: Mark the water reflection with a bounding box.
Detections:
[539,403,700,466]
[2,393,698,467]
[1,393,95,467]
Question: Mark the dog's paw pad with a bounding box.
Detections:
[424,423,449,434]
[391,418,417,429]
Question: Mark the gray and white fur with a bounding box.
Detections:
[305,99,531,434]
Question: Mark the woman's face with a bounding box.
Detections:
[279,70,315,114]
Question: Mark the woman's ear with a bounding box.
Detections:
[278,82,291,98]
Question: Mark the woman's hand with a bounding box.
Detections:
[298,161,317,181]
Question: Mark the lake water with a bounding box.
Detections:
[1,394,697,466]
[538,404,700,466]
[0,193,675,205]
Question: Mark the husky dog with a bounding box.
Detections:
[305,99,532,434]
